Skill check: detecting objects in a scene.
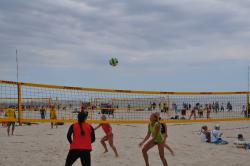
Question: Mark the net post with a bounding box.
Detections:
[49,98,52,106]
[17,82,22,125]
[247,93,249,118]
[90,97,93,120]
[56,97,59,106]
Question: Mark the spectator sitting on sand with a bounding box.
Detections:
[234,134,250,149]
[200,125,210,143]
[210,124,228,144]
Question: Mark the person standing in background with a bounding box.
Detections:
[50,105,57,129]
[40,106,46,119]
[5,107,16,136]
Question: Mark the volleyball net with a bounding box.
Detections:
[0,80,249,124]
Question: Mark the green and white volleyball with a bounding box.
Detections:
[109,57,118,67]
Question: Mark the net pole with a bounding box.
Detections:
[90,97,93,120]
[248,65,249,93]
[16,49,19,83]
[247,65,249,117]
[56,97,59,106]
[17,83,22,125]
[246,94,249,118]
[49,98,51,106]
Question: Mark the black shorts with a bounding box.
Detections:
[65,149,91,166]
[7,122,15,127]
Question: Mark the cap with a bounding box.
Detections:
[215,124,220,128]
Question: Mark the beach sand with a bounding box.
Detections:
[0,121,250,166]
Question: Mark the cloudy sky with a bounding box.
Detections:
[0,0,250,91]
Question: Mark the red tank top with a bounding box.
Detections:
[70,122,92,150]
[102,124,111,135]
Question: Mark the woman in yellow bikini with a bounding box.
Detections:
[139,113,168,166]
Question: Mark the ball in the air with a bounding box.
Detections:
[109,57,118,67]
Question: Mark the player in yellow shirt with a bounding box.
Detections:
[5,107,16,136]
[50,105,58,129]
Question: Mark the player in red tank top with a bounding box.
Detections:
[95,115,119,157]
[65,112,95,166]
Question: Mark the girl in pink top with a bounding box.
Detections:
[95,115,119,157]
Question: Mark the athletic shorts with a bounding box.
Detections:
[7,122,15,127]
[65,149,91,166]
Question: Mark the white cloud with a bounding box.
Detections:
[0,0,250,90]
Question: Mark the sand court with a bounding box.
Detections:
[1,121,250,166]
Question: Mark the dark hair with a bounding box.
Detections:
[78,111,88,136]
[238,134,243,139]
[202,125,208,131]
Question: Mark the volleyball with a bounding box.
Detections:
[109,57,118,67]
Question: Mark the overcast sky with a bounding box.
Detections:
[0,0,250,91]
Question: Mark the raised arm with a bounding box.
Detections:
[67,124,73,144]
